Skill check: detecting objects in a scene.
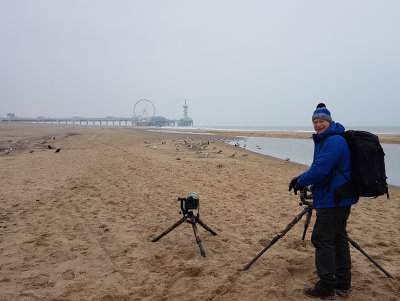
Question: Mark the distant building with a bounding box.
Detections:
[177,100,193,127]
[7,113,15,118]
[152,116,175,127]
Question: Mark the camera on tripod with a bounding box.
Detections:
[178,192,199,212]
[151,192,217,257]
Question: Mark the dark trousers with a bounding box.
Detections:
[311,206,352,289]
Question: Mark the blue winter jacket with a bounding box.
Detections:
[297,121,358,209]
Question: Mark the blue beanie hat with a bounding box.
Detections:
[312,103,332,123]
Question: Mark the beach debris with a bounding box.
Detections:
[176,157,181,160]
[55,147,61,153]
[242,153,248,157]
[256,145,261,149]
[217,150,222,153]
[4,149,10,154]
[29,150,34,153]
[204,153,209,158]
[285,157,291,161]
[153,146,157,149]
[234,143,240,147]
[230,152,237,158]
[48,145,53,149]
[216,164,224,168]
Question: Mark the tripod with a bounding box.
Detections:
[241,189,393,278]
[241,189,313,271]
[151,196,217,257]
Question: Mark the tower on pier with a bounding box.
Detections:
[177,99,193,127]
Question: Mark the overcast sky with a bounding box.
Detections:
[1,0,399,127]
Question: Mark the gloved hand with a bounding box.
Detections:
[289,176,299,191]
[288,176,305,195]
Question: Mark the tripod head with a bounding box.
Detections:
[178,192,200,216]
[299,186,313,207]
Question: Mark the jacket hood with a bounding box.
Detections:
[313,121,345,143]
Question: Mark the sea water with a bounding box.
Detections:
[228,136,400,186]
[200,125,400,186]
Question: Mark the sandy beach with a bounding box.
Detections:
[1,124,399,301]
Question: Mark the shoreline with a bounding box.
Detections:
[2,123,399,191]
[158,127,400,144]
[1,123,400,143]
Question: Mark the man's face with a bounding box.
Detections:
[313,118,331,135]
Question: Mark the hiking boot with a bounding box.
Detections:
[303,281,337,300]
[335,283,351,294]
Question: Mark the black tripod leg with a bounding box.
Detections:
[197,218,217,236]
[241,205,311,271]
[151,217,185,242]
[302,210,313,240]
[192,223,206,257]
[347,236,393,279]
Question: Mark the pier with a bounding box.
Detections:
[2,100,194,127]
[0,116,181,127]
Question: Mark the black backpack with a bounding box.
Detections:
[321,130,389,200]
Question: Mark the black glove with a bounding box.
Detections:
[288,176,305,195]
[289,176,299,191]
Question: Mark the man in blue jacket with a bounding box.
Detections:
[289,103,358,300]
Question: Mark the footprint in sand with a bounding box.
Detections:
[62,270,75,280]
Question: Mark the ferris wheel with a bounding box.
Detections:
[133,99,155,122]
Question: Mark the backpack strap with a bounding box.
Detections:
[319,133,351,182]
[319,134,338,192]
[318,133,340,151]
[320,135,359,203]
[333,166,351,184]
[319,134,353,199]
